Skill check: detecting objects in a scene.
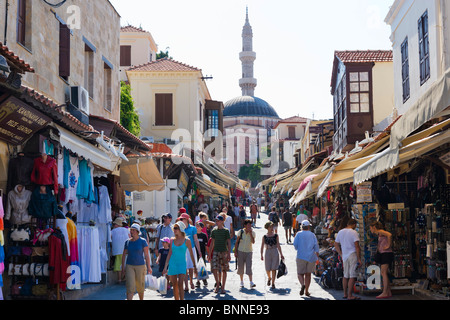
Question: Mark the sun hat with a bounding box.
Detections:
[173,221,186,233]
[113,218,124,226]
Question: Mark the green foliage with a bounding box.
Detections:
[239,161,263,185]
[156,49,172,60]
[120,82,141,137]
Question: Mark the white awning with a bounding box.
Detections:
[317,166,335,198]
[390,67,450,148]
[56,125,119,171]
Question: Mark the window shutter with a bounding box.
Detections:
[120,46,132,67]
[59,23,71,79]
[155,94,173,126]
[17,0,26,45]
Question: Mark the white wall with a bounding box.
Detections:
[387,0,446,115]
[372,61,395,126]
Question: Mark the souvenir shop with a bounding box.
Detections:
[0,123,121,300]
[314,146,450,297]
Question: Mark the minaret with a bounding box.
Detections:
[239,7,257,97]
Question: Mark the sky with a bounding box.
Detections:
[109,0,395,121]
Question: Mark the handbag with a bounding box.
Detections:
[30,263,49,277]
[277,259,288,279]
[33,228,53,245]
[10,228,30,242]
[32,247,49,257]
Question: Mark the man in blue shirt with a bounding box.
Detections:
[293,220,319,297]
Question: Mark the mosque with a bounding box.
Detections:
[223,8,281,176]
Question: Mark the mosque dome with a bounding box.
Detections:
[223,96,280,118]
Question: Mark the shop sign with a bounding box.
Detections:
[0,96,51,145]
[178,169,189,194]
[356,181,372,203]
[388,203,405,210]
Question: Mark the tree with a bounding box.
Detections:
[156,48,172,60]
[120,81,141,137]
[238,165,250,180]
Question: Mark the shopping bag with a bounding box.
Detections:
[158,277,167,295]
[277,259,288,279]
[145,274,158,291]
[196,258,209,281]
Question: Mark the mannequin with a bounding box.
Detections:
[5,184,33,226]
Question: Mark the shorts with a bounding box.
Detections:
[296,259,316,274]
[113,254,123,272]
[237,251,253,276]
[375,252,394,266]
[343,252,358,278]
[284,225,292,230]
[125,264,146,295]
[186,247,198,270]
[211,251,229,271]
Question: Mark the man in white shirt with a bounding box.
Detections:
[334,218,362,300]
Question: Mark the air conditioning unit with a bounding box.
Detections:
[140,136,154,143]
[163,138,179,145]
[70,86,90,115]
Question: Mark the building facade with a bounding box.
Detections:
[0,0,121,123]
[330,50,395,153]
[119,25,158,82]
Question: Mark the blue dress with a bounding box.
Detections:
[168,239,187,276]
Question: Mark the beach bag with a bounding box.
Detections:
[158,277,167,295]
[146,274,158,291]
[196,258,209,281]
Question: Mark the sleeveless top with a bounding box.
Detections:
[264,234,278,249]
[377,234,393,253]
[168,239,187,276]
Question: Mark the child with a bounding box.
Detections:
[195,222,208,287]
[156,237,171,290]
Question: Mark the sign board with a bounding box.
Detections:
[357,181,372,203]
[0,96,51,145]
[388,203,405,210]
[178,169,189,194]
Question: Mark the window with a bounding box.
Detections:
[333,74,347,131]
[401,38,410,102]
[349,71,370,113]
[59,23,71,80]
[155,94,173,126]
[418,11,430,85]
[288,126,296,140]
[206,109,219,137]
[103,63,112,112]
[120,46,131,67]
[84,45,94,99]
[17,0,32,49]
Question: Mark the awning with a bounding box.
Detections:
[390,67,450,148]
[120,157,165,192]
[317,166,335,198]
[354,129,450,185]
[203,178,231,199]
[354,119,450,185]
[56,125,119,171]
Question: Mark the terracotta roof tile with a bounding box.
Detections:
[0,42,34,73]
[335,50,393,63]
[120,25,149,33]
[128,58,201,72]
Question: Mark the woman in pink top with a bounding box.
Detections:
[370,221,393,299]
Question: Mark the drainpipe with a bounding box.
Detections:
[4,0,9,45]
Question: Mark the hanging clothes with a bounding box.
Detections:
[67,217,79,266]
[5,185,32,226]
[56,218,70,257]
[65,155,80,204]
[49,229,70,291]
[77,159,95,203]
[97,185,112,224]
[7,155,34,193]
[28,186,58,220]
[30,155,58,194]
[57,149,65,187]
[77,225,101,284]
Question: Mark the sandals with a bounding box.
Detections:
[300,285,306,296]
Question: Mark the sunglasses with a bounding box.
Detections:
[173,226,180,230]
